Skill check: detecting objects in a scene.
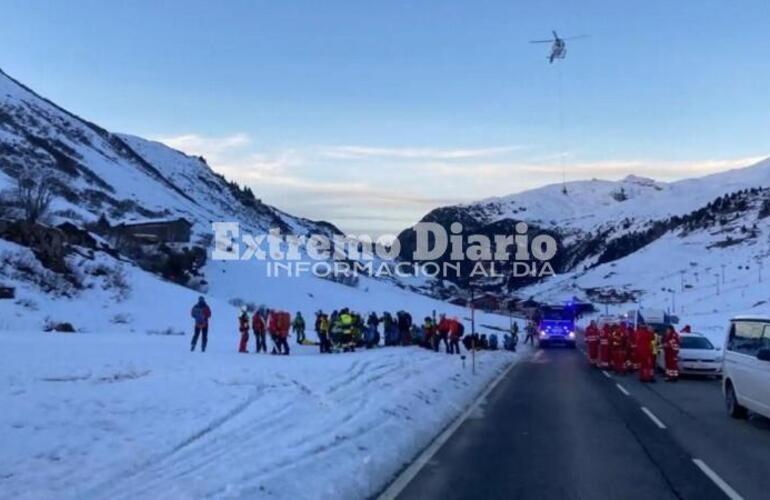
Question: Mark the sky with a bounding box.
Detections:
[1,0,769,235]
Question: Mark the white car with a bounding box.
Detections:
[656,333,723,377]
[723,316,770,420]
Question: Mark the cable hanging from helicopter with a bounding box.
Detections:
[529,31,587,194]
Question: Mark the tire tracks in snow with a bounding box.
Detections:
[84,351,443,500]
[82,382,272,499]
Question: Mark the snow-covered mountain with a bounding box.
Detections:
[463,161,770,236]
[0,68,483,335]
[400,158,770,339]
[401,158,770,279]
[0,67,336,239]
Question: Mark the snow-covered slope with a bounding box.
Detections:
[0,67,334,239]
[399,157,770,296]
[0,67,500,334]
[469,160,770,233]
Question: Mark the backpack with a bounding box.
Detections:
[192,304,208,324]
[278,312,291,335]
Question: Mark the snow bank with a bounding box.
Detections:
[0,331,519,500]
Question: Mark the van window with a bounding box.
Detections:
[727,321,766,355]
[763,325,770,349]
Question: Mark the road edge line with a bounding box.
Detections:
[641,406,667,429]
[692,458,744,500]
[377,357,518,500]
[616,383,630,396]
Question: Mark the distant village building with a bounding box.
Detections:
[114,217,192,244]
[470,293,501,312]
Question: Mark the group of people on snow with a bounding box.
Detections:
[584,320,683,382]
[238,307,302,355]
[189,296,515,356]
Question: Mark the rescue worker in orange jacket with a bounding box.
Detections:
[585,320,600,366]
[636,325,656,382]
[663,326,680,382]
[448,318,464,355]
[626,323,639,372]
[238,306,250,353]
[435,314,451,353]
[598,324,611,369]
[611,323,627,374]
[269,311,291,355]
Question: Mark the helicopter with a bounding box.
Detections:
[530,31,587,63]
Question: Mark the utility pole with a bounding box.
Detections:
[721,264,726,284]
[680,270,685,292]
[760,260,764,284]
[469,285,476,376]
[715,274,720,296]
[671,289,676,314]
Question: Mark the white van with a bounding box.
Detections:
[723,315,770,419]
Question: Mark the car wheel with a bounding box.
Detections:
[725,381,748,419]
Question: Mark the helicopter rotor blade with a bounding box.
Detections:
[529,39,555,44]
[562,35,589,41]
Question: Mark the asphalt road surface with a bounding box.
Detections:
[391,345,770,500]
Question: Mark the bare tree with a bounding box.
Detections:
[16,171,56,224]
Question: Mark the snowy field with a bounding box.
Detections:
[0,330,519,500]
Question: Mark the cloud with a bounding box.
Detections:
[156,133,305,180]
[155,133,252,161]
[320,145,524,161]
[417,156,769,182]
[149,132,768,234]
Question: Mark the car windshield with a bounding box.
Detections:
[679,336,714,350]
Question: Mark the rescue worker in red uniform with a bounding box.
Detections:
[611,323,627,374]
[636,325,655,382]
[269,311,291,355]
[663,326,680,381]
[435,314,451,353]
[598,324,611,369]
[238,306,250,353]
[252,309,267,353]
[448,318,463,355]
[626,323,639,372]
[585,320,600,366]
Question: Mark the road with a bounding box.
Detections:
[389,345,770,500]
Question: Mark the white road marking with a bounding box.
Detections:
[641,406,666,429]
[616,383,630,396]
[601,370,611,378]
[692,458,744,500]
[377,358,518,500]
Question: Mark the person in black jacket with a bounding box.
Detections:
[397,311,413,346]
[190,297,211,352]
